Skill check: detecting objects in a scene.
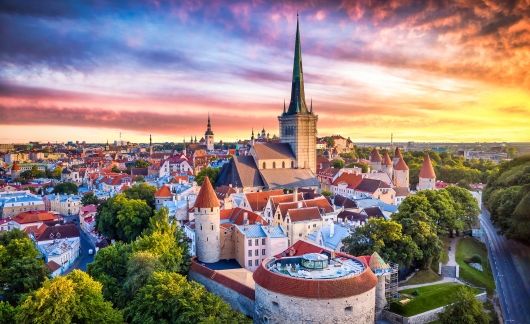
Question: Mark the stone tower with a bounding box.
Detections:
[393,147,403,166]
[393,156,409,188]
[278,15,318,174]
[381,151,393,179]
[194,177,221,263]
[205,113,214,151]
[370,148,382,172]
[417,152,436,190]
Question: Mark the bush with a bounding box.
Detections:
[412,289,419,296]
[465,254,482,264]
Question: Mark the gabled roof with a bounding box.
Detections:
[419,153,436,179]
[332,172,363,188]
[355,178,391,194]
[260,168,319,189]
[155,185,172,198]
[337,210,367,222]
[215,185,237,200]
[13,211,58,224]
[35,223,80,241]
[333,195,357,209]
[194,177,220,209]
[252,142,295,160]
[245,189,284,212]
[362,207,385,218]
[220,207,265,225]
[287,207,321,222]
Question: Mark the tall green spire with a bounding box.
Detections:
[286,14,309,115]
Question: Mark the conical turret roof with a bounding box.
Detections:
[419,153,436,179]
[382,151,392,165]
[369,251,390,271]
[394,147,403,159]
[194,177,220,208]
[370,148,382,162]
[394,156,409,171]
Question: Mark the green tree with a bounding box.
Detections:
[392,210,441,269]
[125,271,250,324]
[81,192,100,206]
[16,270,123,323]
[87,242,132,309]
[134,160,150,168]
[343,218,421,268]
[321,190,332,197]
[96,194,153,242]
[124,251,164,299]
[0,301,17,324]
[331,159,345,169]
[53,182,78,194]
[0,230,49,305]
[445,186,480,231]
[123,183,156,209]
[19,166,46,182]
[346,161,369,173]
[438,286,489,324]
[195,167,220,185]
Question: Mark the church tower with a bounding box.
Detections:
[205,113,214,151]
[278,15,318,174]
[194,177,220,263]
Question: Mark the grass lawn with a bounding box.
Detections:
[390,283,480,317]
[456,237,495,294]
[403,269,442,286]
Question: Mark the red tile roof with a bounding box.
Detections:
[46,261,61,272]
[332,172,363,188]
[275,240,327,258]
[194,177,220,209]
[14,211,58,224]
[394,157,409,170]
[220,207,265,225]
[155,185,172,198]
[287,207,321,222]
[419,153,436,179]
[35,223,80,241]
[253,256,377,299]
[245,189,284,212]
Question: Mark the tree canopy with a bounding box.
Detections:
[53,182,78,195]
[96,193,153,242]
[483,154,530,243]
[343,218,421,268]
[16,270,123,323]
[81,192,100,206]
[195,167,220,185]
[125,271,250,324]
[123,183,156,209]
[0,229,49,305]
[437,286,489,324]
[134,159,150,168]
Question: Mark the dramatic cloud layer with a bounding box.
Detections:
[1,0,529,143]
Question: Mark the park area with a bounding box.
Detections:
[390,283,480,317]
[456,237,495,294]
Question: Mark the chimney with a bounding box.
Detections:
[293,188,298,202]
[297,201,303,208]
[243,212,249,225]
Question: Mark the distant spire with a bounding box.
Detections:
[310,98,313,113]
[283,99,286,113]
[149,134,152,146]
[205,113,214,136]
[251,128,255,140]
[286,14,309,115]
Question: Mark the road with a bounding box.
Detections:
[63,215,95,273]
[480,207,530,324]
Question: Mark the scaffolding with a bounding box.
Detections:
[385,262,399,299]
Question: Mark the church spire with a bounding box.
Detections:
[205,113,214,136]
[286,14,309,115]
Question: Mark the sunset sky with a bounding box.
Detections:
[1,0,529,143]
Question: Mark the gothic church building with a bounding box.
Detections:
[217,16,319,190]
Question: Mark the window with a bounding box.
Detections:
[211,225,214,230]
[255,239,259,246]
[248,260,252,267]
[313,224,317,228]
[272,162,276,169]
[200,225,202,230]
[262,238,266,245]
[272,301,279,308]
[308,225,310,229]
[262,162,266,169]
[255,259,259,266]
[291,161,295,168]
[248,250,252,257]
[299,233,302,237]
[282,161,285,168]
[345,306,353,312]
[255,249,259,256]
[262,249,266,255]
[248,239,252,246]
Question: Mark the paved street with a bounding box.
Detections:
[480,207,530,324]
[63,215,95,273]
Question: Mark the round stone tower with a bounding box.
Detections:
[194,177,221,263]
[369,251,391,320]
[393,156,409,188]
[417,152,436,190]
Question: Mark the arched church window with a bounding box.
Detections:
[282,161,285,168]
[291,161,295,168]
[262,162,266,169]
[272,162,276,169]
